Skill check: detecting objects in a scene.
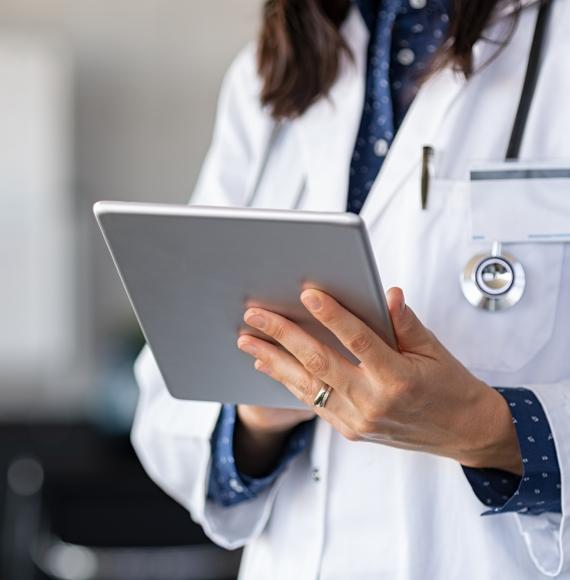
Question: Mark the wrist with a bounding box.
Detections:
[234,410,295,478]
[235,415,292,453]
[456,383,523,475]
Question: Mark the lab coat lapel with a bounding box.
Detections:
[359,0,541,231]
[359,66,467,230]
[293,8,368,213]
[293,0,539,222]
[294,3,468,223]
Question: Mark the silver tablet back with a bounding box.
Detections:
[94,202,396,409]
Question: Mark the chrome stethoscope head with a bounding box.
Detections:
[460,242,526,312]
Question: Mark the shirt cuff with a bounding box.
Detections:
[207,404,314,507]
[462,387,562,516]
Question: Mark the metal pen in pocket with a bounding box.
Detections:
[421,145,434,210]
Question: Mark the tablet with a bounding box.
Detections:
[94,202,396,409]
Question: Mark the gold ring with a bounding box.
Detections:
[313,385,333,408]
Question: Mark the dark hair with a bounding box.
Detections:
[257,0,522,119]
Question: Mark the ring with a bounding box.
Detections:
[313,385,333,408]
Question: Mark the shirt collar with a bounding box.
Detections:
[354,0,452,33]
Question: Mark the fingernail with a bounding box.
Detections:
[245,313,266,330]
[237,338,258,356]
[400,295,406,314]
[302,293,322,312]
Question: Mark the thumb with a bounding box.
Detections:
[386,287,435,354]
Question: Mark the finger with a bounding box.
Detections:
[254,355,358,441]
[248,336,387,446]
[385,287,437,354]
[243,308,364,401]
[237,335,353,423]
[255,359,360,441]
[300,289,397,369]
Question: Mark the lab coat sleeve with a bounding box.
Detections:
[130,46,285,550]
[189,43,274,208]
[513,380,570,577]
[132,347,287,549]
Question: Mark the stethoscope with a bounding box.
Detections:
[246,0,553,313]
[460,0,552,311]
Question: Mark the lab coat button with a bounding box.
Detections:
[311,468,321,482]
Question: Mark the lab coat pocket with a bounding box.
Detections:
[411,178,565,374]
[465,242,564,373]
[446,188,565,374]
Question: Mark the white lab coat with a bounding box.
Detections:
[132,2,570,578]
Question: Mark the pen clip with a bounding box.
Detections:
[421,145,434,210]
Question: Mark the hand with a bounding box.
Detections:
[234,406,315,478]
[236,288,522,475]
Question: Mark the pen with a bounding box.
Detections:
[421,145,434,210]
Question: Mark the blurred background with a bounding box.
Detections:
[0,1,260,578]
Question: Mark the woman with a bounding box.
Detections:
[132,0,570,578]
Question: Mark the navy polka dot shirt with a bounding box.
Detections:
[207,0,562,515]
[464,388,561,515]
[207,406,314,506]
[347,0,450,213]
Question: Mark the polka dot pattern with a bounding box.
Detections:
[463,388,561,515]
[207,404,314,507]
[347,0,451,213]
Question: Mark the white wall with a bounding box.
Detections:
[0,1,262,417]
[0,36,75,410]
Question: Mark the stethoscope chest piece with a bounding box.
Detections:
[459,0,552,313]
[461,243,525,312]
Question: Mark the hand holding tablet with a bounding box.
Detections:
[94,202,396,409]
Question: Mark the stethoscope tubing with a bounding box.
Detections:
[245,1,554,312]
